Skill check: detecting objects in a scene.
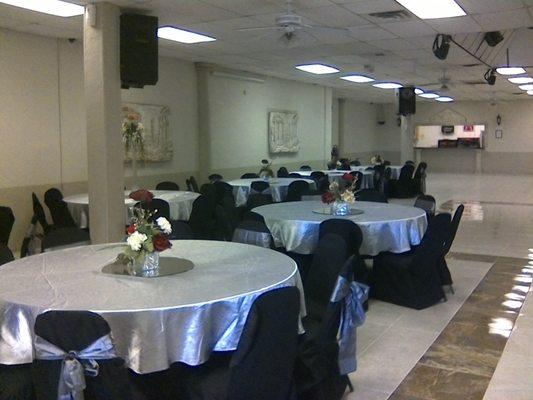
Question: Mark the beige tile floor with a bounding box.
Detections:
[347,173,533,400]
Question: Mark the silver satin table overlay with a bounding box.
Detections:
[227,178,317,207]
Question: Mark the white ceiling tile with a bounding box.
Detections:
[347,25,397,40]
[425,16,484,34]
[150,0,241,23]
[457,0,525,14]
[199,0,282,15]
[341,0,404,15]
[368,38,420,51]
[379,20,437,38]
[265,0,335,10]
[472,9,533,30]
[298,5,370,27]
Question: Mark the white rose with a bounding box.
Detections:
[156,217,172,234]
[127,231,147,251]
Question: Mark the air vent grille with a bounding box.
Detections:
[367,10,412,20]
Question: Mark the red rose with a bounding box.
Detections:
[321,192,335,204]
[153,234,172,252]
[342,173,354,182]
[126,224,136,234]
[129,189,154,204]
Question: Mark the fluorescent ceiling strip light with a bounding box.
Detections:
[509,77,533,84]
[519,84,533,91]
[295,64,339,74]
[414,88,424,95]
[395,0,466,19]
[372,82,402,89]
[435,96,454,102]
[158,26,216,44]
[0,0,84,17]
[340,74,375,83]
[418,93,439,98]
[496,67,526,76]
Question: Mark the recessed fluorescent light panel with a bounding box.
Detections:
[496,67,526,76]
[395,0,466,19]
[509,77,533,84]
[158,26,216,44]
[435,96,454,102]
[414,88,424,95]
[419,93,439,99]
[528,90,533,95]
[518,84,533,91]
[295,64,340,75]
[373,82,403,89]
[341,74,375,83]
[0,0,84,17]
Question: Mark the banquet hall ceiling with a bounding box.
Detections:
[1,0,533,102]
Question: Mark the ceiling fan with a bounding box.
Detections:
[235,0,349,43]
[418,70,487,92]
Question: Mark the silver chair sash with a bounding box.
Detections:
[34,334,117,400]
[232,228,271,248]
[330,277,369,375]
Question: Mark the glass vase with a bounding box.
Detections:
[332,200,350,216]
[132,251,160,277]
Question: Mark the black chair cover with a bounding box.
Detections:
[189,176,200,193]
[355,189,388,203]
[156,181,180,191]
[41,227,90,252]
[285,181,310,202]
[389,164,415,198]
[241,173,259,179]
[0,243,14,266]
[32,311,135,400]
[319,219,362,256]
[188,195,217,240]
[148,198,171,221]
[232,220,273,248]
[213,181,234,204]
[0,206,15,246]
[349,160,361,166]
[310,171,326,183]
[215,205,236,241]
[439,204,464,286]
[277,167,289,178]
[300,165,312,171]
[44,188,77,229]
[0,363,35,400]
[250,181,270,194]
[246,193,273,210]
[179,287,300,400]
[32,193,51,234]
[241,211,266,224]
[349,171,363,191]
[288,173,302,178]
[169,221,194,240]
[414,194,436,218]
[370,213,450,309]
[208,174,223,183]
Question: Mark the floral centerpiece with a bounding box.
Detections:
[259,159,274,179]
[122,113,145,188]
[321,173,358,216]
[370,154,383,165]
[118,189,173,276]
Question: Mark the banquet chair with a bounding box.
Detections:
[0,363,35,400]
[285,181,310,202]
[310,171,326,183]
[439,204,465,293]
[232,220,273,248]
[350,171,363,191]
[156,181,180,191]
[349,160,361,166]
[178,287,300,400]
[246,193,273,210]
[296,254,367,400]
[44,188,77,229]
[148,198,171,219]
[414,195,436,218]
[372,165,386,191]
[370,213,450,309]
[355,189,388,203]
[188,195,217,240]
[250,180,270,194]
[411,162,428,195]
[213,181,234,203]
[288,172,302,178]
[383,161,391,166]
[41,227,91,252]
[0,243,14,266]
[388,164,415,198]
[32,311,138,400]
[241,173,259,179]
[32,193,51,234]
[241,211,266,224]
[188,176,200,193]
[169,221,194,240]
[208,173,224,183]
[300,165,312,171]
[405,160,415,166]
[215,205,237,241]
[277,167,289,178]
[0,206,15,246]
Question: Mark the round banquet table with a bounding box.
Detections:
[291,170,374,189]
[351,165,403,180]
[227,178,317,207]
[254,201,427,256]
[0,241,304,374]
[64,190,200,228]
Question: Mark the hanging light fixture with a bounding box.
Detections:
[484,68,497,85]
[496,49,526,76]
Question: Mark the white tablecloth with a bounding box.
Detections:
[351,165,403,180]
[228,178,317,207]
[254,201,427,256]
[289,170,374,189]
[64,190,200,228]
[0,241,304,373]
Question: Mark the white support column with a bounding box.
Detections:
[84,2,124,243]
[400,115,415,163]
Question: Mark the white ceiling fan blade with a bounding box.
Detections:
[235,26,281,32]
[302,24,350,33]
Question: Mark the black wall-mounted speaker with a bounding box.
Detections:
[120,14,159,89]
[396,86,416,116]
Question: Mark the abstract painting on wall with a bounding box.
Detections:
[122,103,173,162]
[268,110,299,153]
